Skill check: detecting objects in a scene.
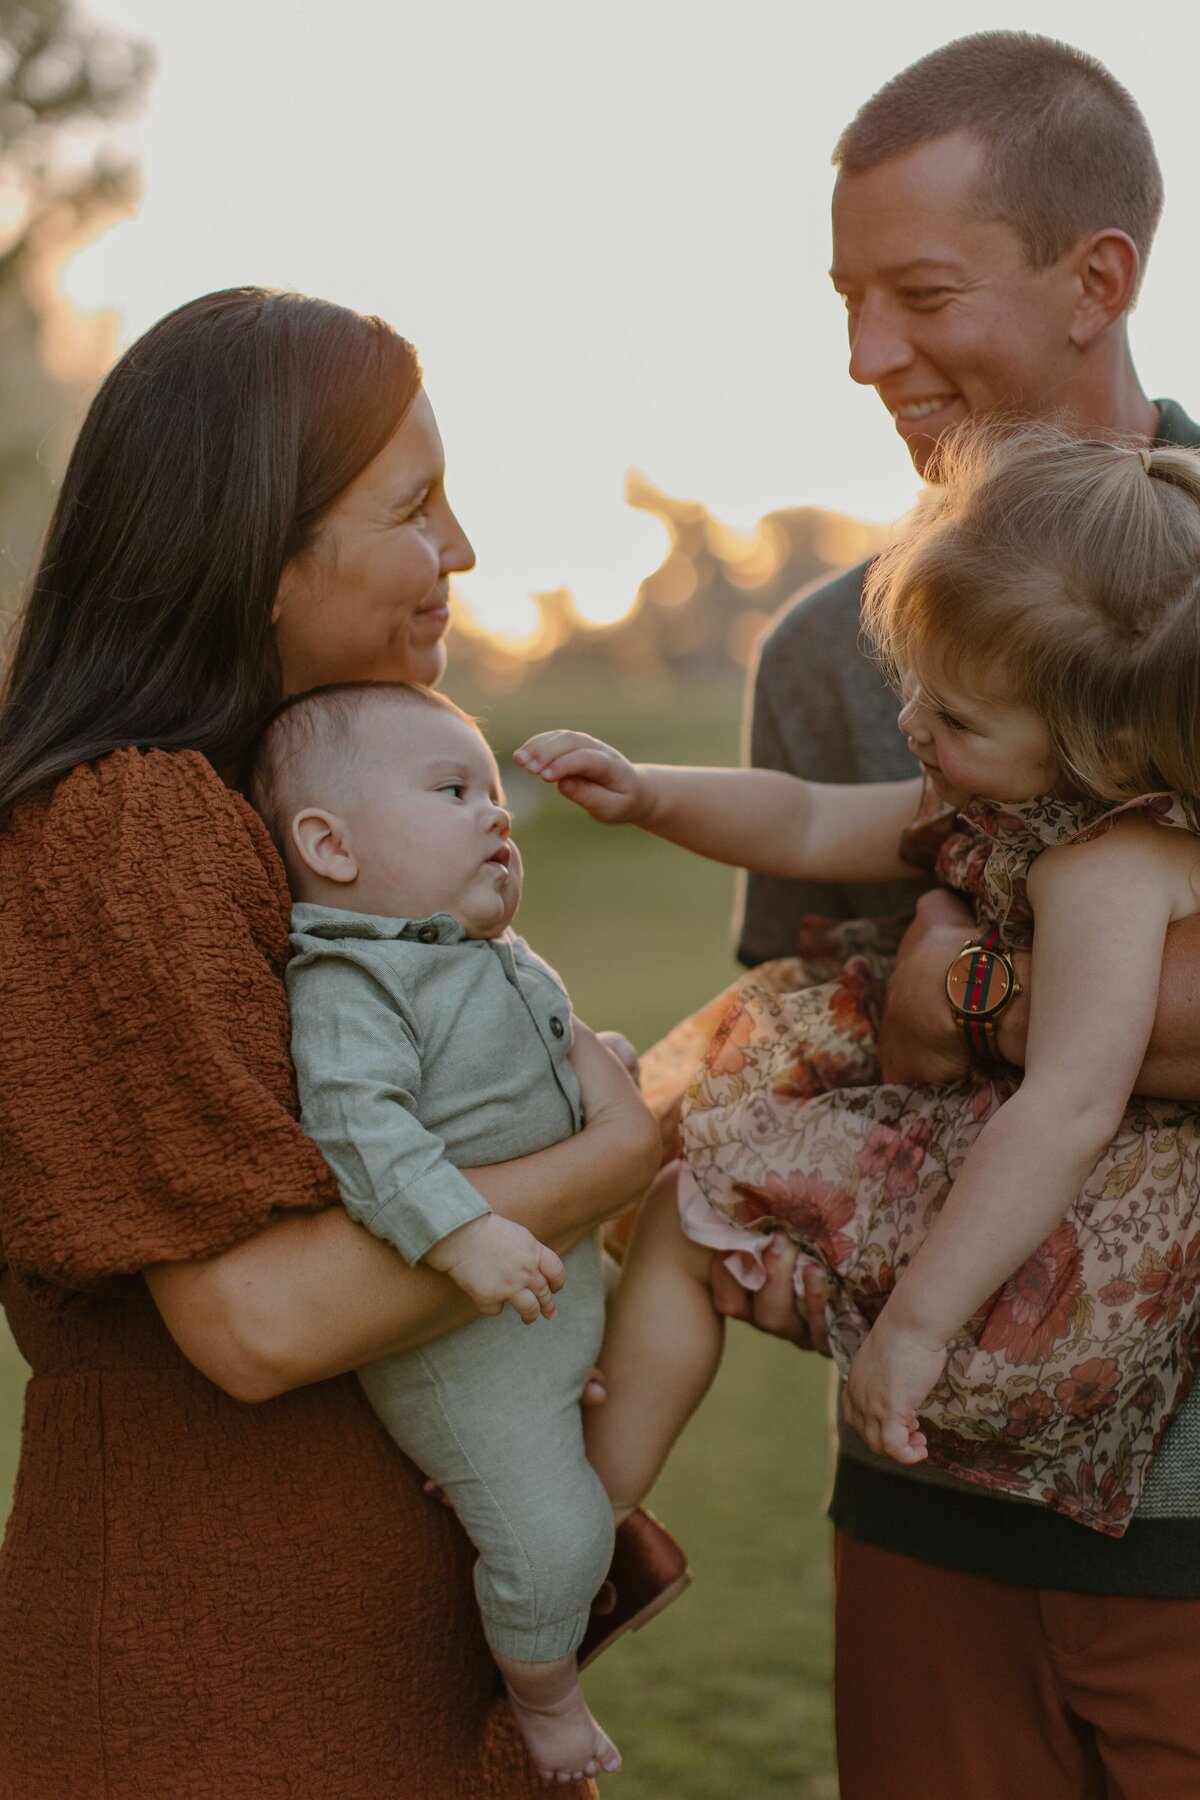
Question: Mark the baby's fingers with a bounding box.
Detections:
[539,1245,566,1293]
[510,1285,555,1325]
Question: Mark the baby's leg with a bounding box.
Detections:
[358,1238,620,1780]
[586,1163,724,1520]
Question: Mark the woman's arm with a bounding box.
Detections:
[148,1023,660,1402]
[845,818,1191,1460]
[515,731,925,886]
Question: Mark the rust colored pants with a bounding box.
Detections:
[834,1530,1200,1799]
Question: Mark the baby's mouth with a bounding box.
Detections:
[486,843,512,869]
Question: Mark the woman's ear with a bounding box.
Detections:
[291,809,358,884]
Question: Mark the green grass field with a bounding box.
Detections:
[0,672,838,1797]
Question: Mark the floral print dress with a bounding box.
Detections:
[678,790,1200,1536]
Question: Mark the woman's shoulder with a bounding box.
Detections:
[1,747,289,936]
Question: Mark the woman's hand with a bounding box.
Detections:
[514,731,652,825]
[877,888,1031,1083]
[571,1019,651,1132]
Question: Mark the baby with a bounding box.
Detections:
[249,680,669,1782]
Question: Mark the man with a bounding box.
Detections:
[733,31,1200,1799]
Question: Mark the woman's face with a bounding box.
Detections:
[273,389,476,695]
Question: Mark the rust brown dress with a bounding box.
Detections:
[0,748,593,1799]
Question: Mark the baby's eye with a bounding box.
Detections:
[438,781,466,799]
[937,711,967,733]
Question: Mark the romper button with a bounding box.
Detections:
[417,925,439,944]
[549,1016,566,1039]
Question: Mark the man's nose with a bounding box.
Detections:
[848,295,914,388]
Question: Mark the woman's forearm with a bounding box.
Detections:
[149,1100,661,1402]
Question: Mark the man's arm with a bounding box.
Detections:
[878,890,1200,1101]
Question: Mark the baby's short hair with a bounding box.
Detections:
[248,680,478,870]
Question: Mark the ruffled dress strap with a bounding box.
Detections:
[938,790,1198,950]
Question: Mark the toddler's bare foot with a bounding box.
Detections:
[496,1651,622,1783]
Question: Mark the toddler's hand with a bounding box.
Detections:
[425,1214,565,1324]
[841,1316,947,1465]
[513,731,651,825]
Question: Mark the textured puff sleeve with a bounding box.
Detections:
[0,748,342,1290]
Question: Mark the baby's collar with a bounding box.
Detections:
[291,902,472,946]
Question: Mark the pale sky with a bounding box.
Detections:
[69,0,1200,642]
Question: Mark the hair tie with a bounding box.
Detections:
[1138,445,1153,474]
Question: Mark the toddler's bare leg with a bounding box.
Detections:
[495,1651,621,1781]
[587,1163,724,1519]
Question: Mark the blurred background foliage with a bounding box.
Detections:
[0,6,846,1793]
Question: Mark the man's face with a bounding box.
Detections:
[830,132,1083,474]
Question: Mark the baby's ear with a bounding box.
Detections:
[291,809,358,884]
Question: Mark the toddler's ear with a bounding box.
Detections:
[291,809,358,884]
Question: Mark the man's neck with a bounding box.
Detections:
[1063,334,1159,443]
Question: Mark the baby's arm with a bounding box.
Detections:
[844,815,1195,1461]
[288,951,563,1325]
[514,730,924,886]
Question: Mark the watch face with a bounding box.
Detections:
[946,946,1014,1020]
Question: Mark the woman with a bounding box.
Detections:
[0,287,661,1798]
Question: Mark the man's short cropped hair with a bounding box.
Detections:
[834,33,1163,292]
[248,680,476,868]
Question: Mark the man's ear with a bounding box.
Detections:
[291,809,358,884]
[1067,228,1141,350]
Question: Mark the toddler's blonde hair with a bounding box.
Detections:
[862,420,1200,800]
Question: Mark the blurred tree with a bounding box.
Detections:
[0,0,150,618]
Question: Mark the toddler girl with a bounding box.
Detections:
[517,422,1200,1538]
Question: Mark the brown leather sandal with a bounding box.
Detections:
[577,1507,693,1671]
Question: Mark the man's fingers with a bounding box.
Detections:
[801,1259,832,1358]
[710,1255,755,1322]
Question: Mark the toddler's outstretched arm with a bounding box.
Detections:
[843,814,1198,1463]
[514,730,924,886]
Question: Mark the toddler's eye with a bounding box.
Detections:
[438,781,466,799]
[937,711,966,733]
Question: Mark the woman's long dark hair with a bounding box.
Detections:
[0,286,422,815]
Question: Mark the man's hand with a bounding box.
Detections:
[424,1213,565,1323]
[514,730,652,825]
[841,1315,945,1465]
[877,887,1031,1084]
[710,1232,833,1354]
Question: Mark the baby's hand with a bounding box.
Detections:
[841,1316,947,1465]
[425,1214,565,1323]
[514,731,651,825]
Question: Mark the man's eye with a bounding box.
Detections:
[902,288,951,307]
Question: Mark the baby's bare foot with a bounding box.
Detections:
[505,1681,621,1783]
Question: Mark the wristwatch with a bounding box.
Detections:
[944,923,1021,1063]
